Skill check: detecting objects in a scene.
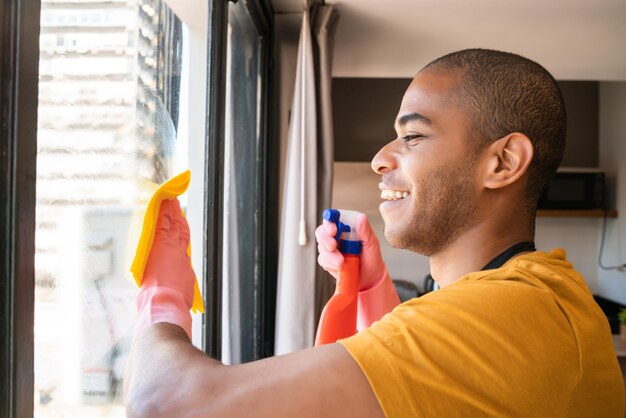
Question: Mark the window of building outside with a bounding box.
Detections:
[34,0,206,416]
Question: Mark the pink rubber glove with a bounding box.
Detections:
[133,199,195,343]
[315,213,400,330]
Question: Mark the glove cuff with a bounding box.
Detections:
[133,286,192,343]
[356,272,401,332]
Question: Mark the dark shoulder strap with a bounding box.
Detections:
[481,241,536,271]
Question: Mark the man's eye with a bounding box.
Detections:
[402,134,424,142]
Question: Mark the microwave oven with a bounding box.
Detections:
[537,169,606,210]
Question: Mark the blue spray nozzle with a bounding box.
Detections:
[322,208,362,255]
[322,209,340,223]
[323,209,350,242]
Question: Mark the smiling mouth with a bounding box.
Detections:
[380,189,409,201]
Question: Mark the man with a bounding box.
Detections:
[125,49,624,417]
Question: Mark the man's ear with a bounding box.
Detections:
[481,133,534,190]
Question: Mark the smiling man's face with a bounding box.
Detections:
[371,70,482,256]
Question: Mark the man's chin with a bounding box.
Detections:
[383,227,413,251]
[383,226,438,256]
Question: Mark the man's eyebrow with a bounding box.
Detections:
[395,112,432,128]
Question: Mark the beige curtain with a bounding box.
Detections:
[312,4,340,328]
[275,3,339,355]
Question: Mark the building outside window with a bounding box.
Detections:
[35,1,190,416]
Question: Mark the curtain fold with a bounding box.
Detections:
[275,4,339,354]
[312,5,340,328]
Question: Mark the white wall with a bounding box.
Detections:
[329,0,626,80]
[597,82,626,304]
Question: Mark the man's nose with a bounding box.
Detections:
[371,140,397,174]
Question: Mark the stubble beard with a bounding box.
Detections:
[384,158,478,256]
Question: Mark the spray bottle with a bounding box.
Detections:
[315,208,362,346]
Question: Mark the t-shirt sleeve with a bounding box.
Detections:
[339,279,580,418]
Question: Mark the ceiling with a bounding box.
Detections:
[272,0,626,80]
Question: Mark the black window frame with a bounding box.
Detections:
[204,0,277,361]
[246,0,279,361]
[1,1,41,416]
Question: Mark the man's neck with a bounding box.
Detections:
[429,219,534,288]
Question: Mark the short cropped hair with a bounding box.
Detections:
[423,49,566,211]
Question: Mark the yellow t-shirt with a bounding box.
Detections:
[340,249,624,417]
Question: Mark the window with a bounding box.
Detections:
[34,0,198,415]
[1,0,276,415]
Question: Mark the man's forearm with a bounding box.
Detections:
[125,323,224,418]
[124,323,384,418]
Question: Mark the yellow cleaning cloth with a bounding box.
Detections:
[130,170,204,314]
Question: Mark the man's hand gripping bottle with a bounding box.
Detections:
[315,209,362,346]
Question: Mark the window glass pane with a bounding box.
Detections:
[222,0,263,365]
[35,1,197,416]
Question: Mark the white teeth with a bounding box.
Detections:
[380,189,409,201]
